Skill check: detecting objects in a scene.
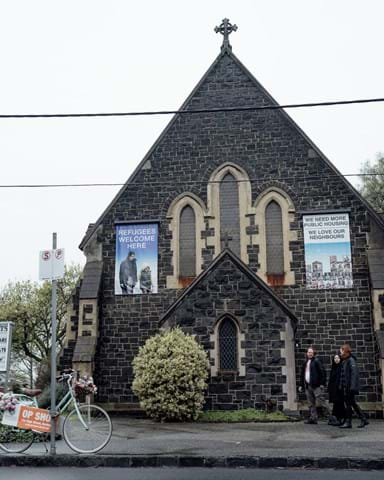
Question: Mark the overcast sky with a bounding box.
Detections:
[0,0,383,287]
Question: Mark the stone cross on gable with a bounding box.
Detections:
[222,231,233,249]
[214,18,238,51]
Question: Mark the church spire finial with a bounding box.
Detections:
[214,18,238,51]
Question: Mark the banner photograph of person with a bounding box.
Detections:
[303,213,353,289]
[114,223,158,295]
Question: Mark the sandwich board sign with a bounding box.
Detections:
[39,248,65,281]
[0,322,13,373]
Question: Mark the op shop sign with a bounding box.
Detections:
[2,405,51,433]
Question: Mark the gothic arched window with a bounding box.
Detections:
[220,173,240,256]
[265,200,284,282]
[179,205,196,283]
[219,317,238,371]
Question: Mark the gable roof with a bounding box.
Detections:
[159,248,299,328]
[80,46,384,250]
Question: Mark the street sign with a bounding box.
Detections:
[0,322,13,372]
[39,248,65,281]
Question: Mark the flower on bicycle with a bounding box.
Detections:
[0,393,19,413]
[74,376,97,397]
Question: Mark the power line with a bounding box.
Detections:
[0,172,382,189]
[0,97,384,119]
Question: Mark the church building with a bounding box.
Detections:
[61,20,384,415]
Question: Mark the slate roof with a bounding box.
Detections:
[159,248,299,328]
[367,249,384,289]
[79,44,384,252]
[79,261,103,299]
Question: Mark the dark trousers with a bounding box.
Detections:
[345,392,365,420]
[332,400,346,421]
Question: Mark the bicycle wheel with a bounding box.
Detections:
[0,412,35,453]
[63,404,112,453]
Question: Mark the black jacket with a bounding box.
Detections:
[328,361,344,403]
[339,355,360,395]
[300,357,327,389]
[119,257,138,286]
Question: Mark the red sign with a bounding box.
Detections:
[17,405,51,433]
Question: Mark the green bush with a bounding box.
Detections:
[132,328,209,421]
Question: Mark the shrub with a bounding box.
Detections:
[132,327,209,421]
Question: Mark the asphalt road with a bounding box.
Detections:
[0,469,383,480]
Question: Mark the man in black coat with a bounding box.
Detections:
[119,251,138,294]
[299,347,332,424]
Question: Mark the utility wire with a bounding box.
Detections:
[0,97,384,119]
[0,172,383,189]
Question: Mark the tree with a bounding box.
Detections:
[359,153,384,213]
[0,264,81,385]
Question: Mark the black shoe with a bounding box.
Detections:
[339,420,352,429]
[304,419,318,424]
[357,418,369,428]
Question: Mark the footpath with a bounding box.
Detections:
[0,417,383,470]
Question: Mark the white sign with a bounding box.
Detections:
[39,248,65,281]
[303,213,351,244]
[303,213,353,289]
[0,322,13,372]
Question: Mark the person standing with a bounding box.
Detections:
[119,251,138,294]
[139,265,152,294]
[339,343,369,429]
[300,347,332,424]
[327,353,345,426]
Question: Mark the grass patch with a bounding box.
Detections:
[197,408,293,423]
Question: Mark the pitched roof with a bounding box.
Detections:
[79,261,103,299]
[80,46,384,250]
[159,248,299,327]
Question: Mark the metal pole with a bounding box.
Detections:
[50,233,57,455]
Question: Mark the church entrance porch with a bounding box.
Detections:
[160,249,298,413]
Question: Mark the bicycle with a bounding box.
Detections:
[0,370,112,454]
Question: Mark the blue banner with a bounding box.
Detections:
[115,224,158,294]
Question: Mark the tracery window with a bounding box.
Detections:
[166,193,205,289]
[206,163,253,263]
[265,200,284,283]
[253,187,296,286]
[179,205,196,285]
[219,317,238,371]
[219,173,241,256]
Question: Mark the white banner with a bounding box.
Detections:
[303,213,353,289]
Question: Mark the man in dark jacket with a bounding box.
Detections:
[339,343,369,429]
[299,347,332,424]
[119,251,138,294]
